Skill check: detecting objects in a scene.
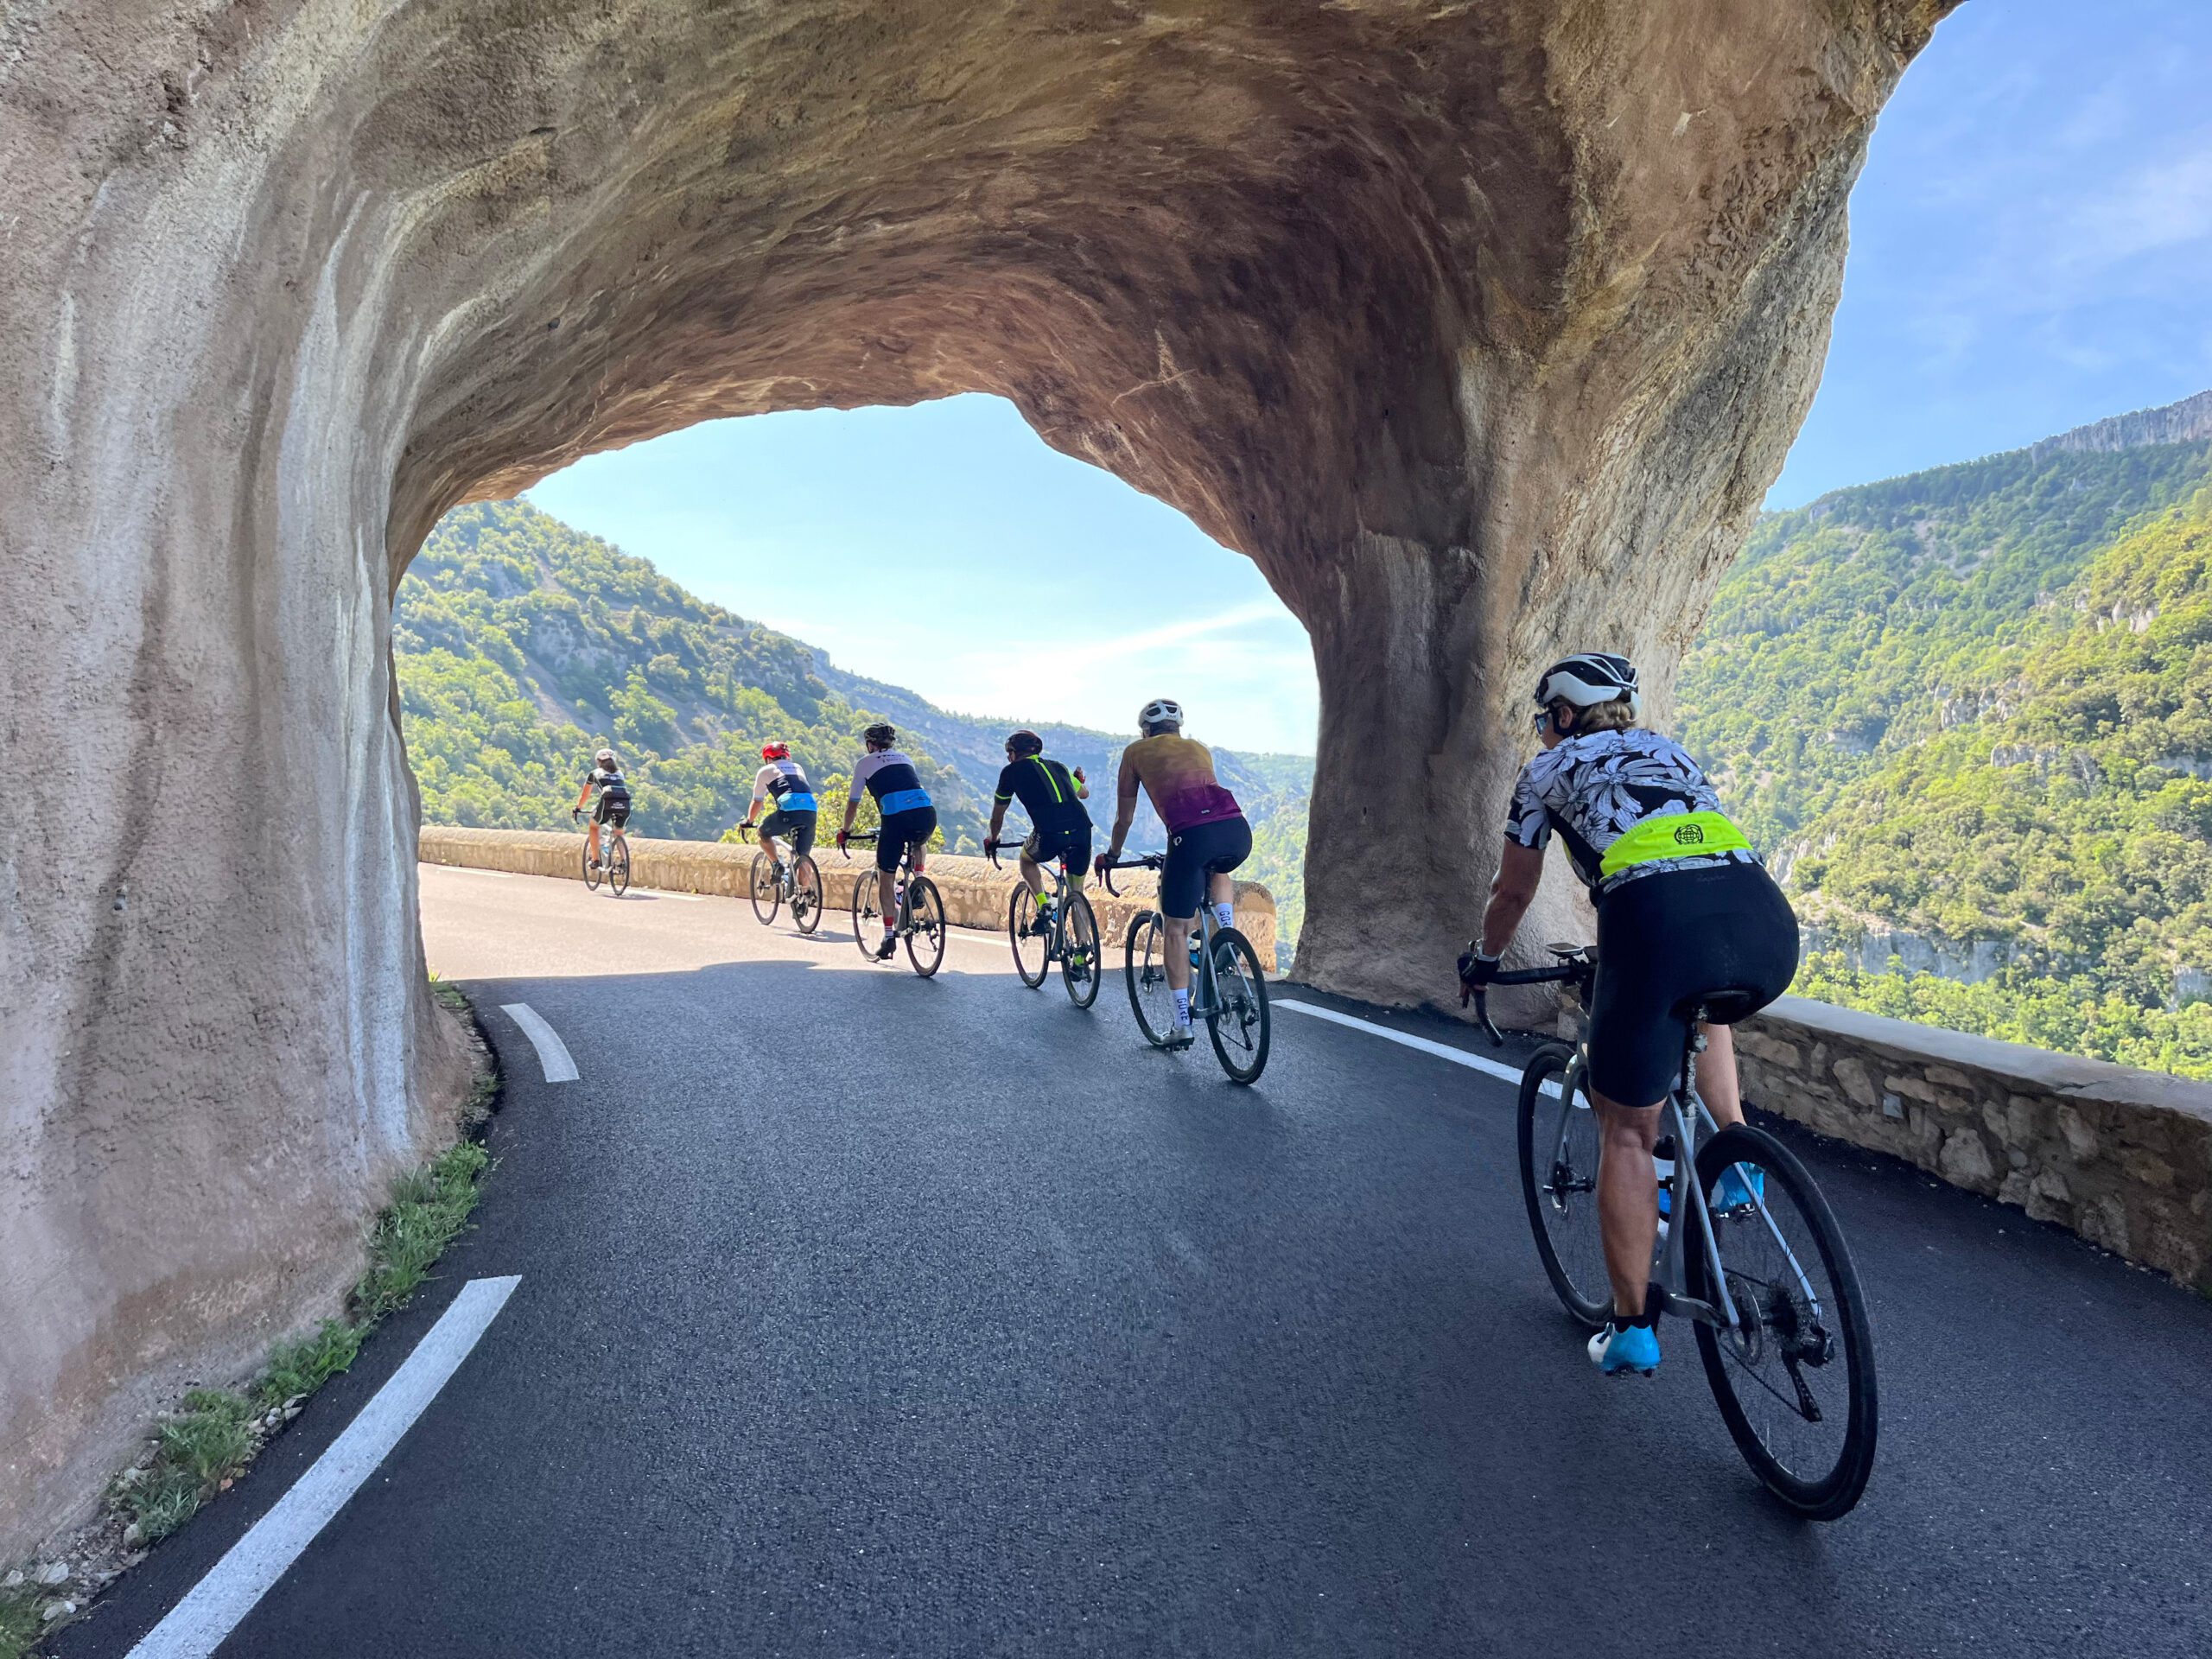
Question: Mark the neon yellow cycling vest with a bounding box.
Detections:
[1597,810,1753,882]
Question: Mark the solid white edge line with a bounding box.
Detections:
[126,1276,523,1659]
[499,1002,579,1083]
[1275,999,1562,1096]
[419,864,516,880]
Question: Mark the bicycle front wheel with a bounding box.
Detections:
[749,850,782,925]
[1122,912,1174,1046]
[1008,885,1048,988]
[1059,891,1100,1009]
[582,838,601,892]
[1204,928,1269,1084]
[851,865,882,957]
[790,856,823,935]
[1516,1044,1611,1328]
[905,877,946,977]
[607,836,630,896]
[1686,1123,1879,1520]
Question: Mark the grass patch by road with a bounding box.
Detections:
[0,979,499,1656]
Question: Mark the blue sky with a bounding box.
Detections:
[528,0,2211,755]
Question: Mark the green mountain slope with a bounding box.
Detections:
[395,499,1314,947]
[1680,402,2212,1077]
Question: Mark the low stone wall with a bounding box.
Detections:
[1738,998,2212,1290]
[416,826,1279,965]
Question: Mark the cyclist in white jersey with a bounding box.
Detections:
[739,741,818,870]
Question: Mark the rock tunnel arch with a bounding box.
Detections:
[2,0,1955,1549]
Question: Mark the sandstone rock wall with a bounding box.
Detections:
[417,826,1279,964]
[1,0,1955,1549]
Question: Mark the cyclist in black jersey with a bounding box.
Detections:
[1459,653,1797,1376]
[985,730,1092,937]
[837,722,937,960]
[571,747,632,873]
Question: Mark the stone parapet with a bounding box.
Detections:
[416,827,1279,966]
[1693,995,2210,1290]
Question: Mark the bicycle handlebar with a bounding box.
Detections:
[1095,852,1164,898]
[838,831,880,859]
[1465,958,1590,1048]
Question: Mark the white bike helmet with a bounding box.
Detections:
[1138,697,1183,734]
[594,747,619,768]
[1532,653,1642,721]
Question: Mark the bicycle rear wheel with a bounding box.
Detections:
[1059,891,1100,1008]
[1516,1044,1611,1328]
[749,850,782,925]
[1686,1123,1878,1520]
[790,856,823,935]
[1204,928,1269,1083]
[1008,886,1048,988]
[1122,912,1174,1046]
[851,866,882,957]
[607,836,630,896]
[904,876,946,977]
[582,838,601,892]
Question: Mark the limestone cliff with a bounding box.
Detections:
[0,0,1955,1548]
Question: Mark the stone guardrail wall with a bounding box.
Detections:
[1559,987,2212,1291]
[417,825,1279,967]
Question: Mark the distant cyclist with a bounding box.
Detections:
[985,730,1091,935]
[1459,652,1796,1376]
[1098,697,1249,1048]
[838,722,937,961]
[571,747,632,872]
[740,741,817,872]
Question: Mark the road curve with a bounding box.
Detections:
[59,865,2212,1657]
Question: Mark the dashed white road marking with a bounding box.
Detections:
[1275,999,1560,1095]
[500,1002,579,1083]
[126,1275,523,1659]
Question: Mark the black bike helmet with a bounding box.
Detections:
[862,722,897,748]
[1532,653,1642,721]
[1006,729,1044,758]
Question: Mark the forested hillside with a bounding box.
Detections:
[396,500,1315,946]
[1680,406,2212,1077]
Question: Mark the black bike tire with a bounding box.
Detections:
[1008,885,1049,988]
[851,864,881,959]
[1059,890,1100,1009]
[607,836,630,896]
[1122,911,1173,1046]
[1516,1044,1612,1329]
[1686,1123,1879,1521]
[905,877,946,978]
[749,850,781,925]
[582,838,601,892]
[1204,928,1270,1084]
[790,855,823,934]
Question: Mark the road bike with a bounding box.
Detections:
[734,823,823,934]
[1103,854,1269,1084]
[987,838,1100,1008]
[573,807,631,897]
[841,832,946,977]
[1471,947,1878,1519]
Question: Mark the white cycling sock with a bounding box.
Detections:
[1173,988,1191,1022]
[1214,900,1234,931]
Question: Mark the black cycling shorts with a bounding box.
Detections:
[1023,822,1092,874]
[759,807,817,859]
[876,804,937,873]
[1588,861,1799,1107]
[1160,813,1251,919]
[592,789,631,829]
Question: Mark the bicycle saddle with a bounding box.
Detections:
[1675,986,1766,1026]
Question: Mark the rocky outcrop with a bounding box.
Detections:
[0,0,1954,1548]
[2031,387,2212,456]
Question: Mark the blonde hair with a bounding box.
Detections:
[1568,697,1637,735]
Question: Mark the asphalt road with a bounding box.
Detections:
[60,864,2212,1657]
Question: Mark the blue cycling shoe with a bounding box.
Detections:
[1712,1165,1766,1211]
[1587,1319,1661,1376]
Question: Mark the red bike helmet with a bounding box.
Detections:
[760,741,791,761]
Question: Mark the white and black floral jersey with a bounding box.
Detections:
[1504,728,1757,897]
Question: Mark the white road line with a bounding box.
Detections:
[500,1002,579,1083]
[1276,999,1560,1096]
[636,890,707,902]
[421,864,515,880]
[127,1276,523,1659]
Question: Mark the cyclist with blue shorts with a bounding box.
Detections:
[838,722,937,961]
